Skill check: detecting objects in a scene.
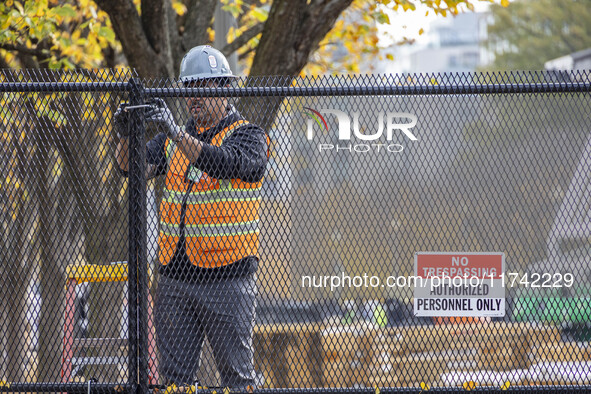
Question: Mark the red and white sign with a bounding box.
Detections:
[414,252,505,317]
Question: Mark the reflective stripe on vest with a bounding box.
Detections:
[158,119,266,268]
[161,188,261,204]
[160,220,260,237]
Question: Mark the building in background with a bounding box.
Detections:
[544,48,591,83]
[381,12,492,74]
[408,12,489,73]
[545,48,591,71]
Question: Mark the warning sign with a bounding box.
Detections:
[413,252,505,317]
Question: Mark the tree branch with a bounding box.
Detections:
[167,0,183,69]
[238,45,256,61]
[141,0,166,51]
[241,0,353,130]
[181,0,217,53]
[141,0,174,76]
[250,0,353,77]
[0,43,48,59]
[95,0,168,77]
[222,22,264,57]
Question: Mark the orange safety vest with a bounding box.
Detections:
[158,119,267,268]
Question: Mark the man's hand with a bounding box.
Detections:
[145,98,183,142]
[114,102,130,138]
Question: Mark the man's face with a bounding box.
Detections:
[184,79,229,128]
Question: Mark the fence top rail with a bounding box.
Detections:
[0,80,589,96]
[143,81,590,97]
[0,81,130,93]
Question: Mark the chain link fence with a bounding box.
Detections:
[0,69,590,393]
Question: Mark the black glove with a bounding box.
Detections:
[114,102,130,138]
[144,98,183,142]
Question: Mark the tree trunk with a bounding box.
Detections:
[242,0,353,131]
[5,140,34,382]
[0,200,30,382]
[54,92,129,380]
[250,0,353,77]
[36,133,67,382]
[93,0,354,132]
[5,279,29,381]
[0,70,42,383]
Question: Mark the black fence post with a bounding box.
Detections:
[127,78,149,394]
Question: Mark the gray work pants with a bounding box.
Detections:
[154,273,257,388]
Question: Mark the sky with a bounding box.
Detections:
[379,1,494,73]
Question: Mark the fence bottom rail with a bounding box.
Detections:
[145,385,591,394]
[0,382,133,393]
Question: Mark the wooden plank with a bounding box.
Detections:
[532,342,591,362]
[368,371,399,387]
[391,353,449,385]
[320,324,387,363]
[322,360,371,387]
[255,321,566,388]
[386,322,537,357]
[477,332,530,370]
[254,323,323,388]
[526,324,561,346]
[73,338,127,350]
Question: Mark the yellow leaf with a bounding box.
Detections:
[386,53,394,60]
[501,0,510,6]
[171,1,187,16]
[1,18,11,30]
[418,28,424,35]
[251,7,268,22]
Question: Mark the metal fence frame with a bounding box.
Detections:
[0,73,589,394]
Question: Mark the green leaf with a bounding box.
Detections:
[221,4,241,18]
[98,26,115,42]
[53,5,77,18]
[374,11,390,24]
[62,58,75,69]
[48,58,62,69]
[47,109,67,124]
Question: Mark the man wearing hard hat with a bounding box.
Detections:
[115,45,269,391]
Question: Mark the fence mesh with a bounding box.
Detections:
[0,69,590,393]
